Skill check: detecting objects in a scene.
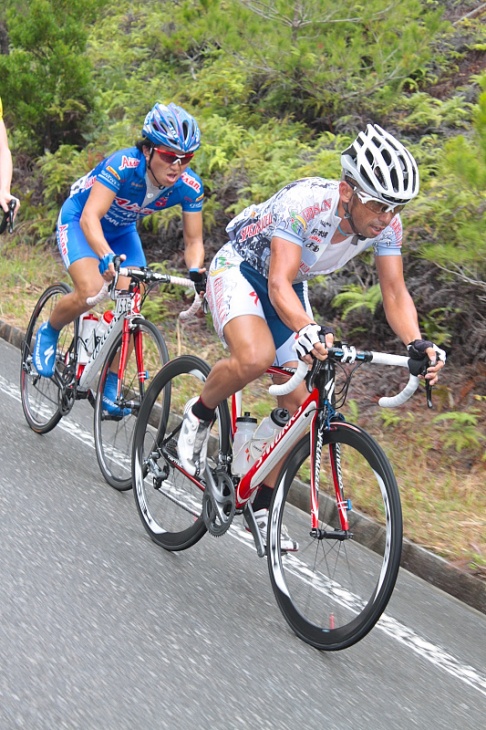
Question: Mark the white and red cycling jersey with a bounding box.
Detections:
[207,177,403,365]
[226,177,402,281]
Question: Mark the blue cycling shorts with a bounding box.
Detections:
[56,210,146,269]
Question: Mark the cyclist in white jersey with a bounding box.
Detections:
[33,102,206,409]
[177,124,445,550]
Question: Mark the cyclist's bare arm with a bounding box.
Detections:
[182,210,205,272]
[376,255,444,385]
[0,119,16,214]
[268,237,329,361]
[80,181,120,280]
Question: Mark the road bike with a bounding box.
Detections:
[20,262,198,491]
[131,342,432,650]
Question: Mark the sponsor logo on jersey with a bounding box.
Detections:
[120,156,139,170]
[181,171,202,192]
[114,197,152,215]
[58,223,69,256]
[238,213,272,242]
[287,209,307,235]
[106,166,121,180]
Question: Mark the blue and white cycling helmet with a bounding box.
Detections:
[341,124,419,205]
[142,102,201,153]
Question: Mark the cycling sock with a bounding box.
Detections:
[192,397,215,423]
[45,321,60,337]
[252,484,273,512]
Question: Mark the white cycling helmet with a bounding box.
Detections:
[341,124,419,205]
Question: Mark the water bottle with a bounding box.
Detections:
[250,408,290,460]
[77,313,99,364]
[232,413,258,476]
[94,310,115,343]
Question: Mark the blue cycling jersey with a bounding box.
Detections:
[62,146,204,234]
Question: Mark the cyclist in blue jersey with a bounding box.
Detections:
[177,124,446,550]
[34,103,206,410]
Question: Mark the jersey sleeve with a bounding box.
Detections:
[95,150,137,194]
[0,97,3,120]
[180,170,204,212]
[373,215,403,256]
[273,180,329,247]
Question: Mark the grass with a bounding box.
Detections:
[2,239,485,580]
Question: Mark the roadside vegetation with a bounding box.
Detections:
[0,0,484,577]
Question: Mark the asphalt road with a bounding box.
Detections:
[0,338,485,729]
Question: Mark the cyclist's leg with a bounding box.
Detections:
[132,355,231,550]
[94,320,168,491]
[178,248,276,475]
[51,215,106,329]
[33,218,103,376]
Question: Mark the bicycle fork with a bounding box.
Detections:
[310,417,352,541]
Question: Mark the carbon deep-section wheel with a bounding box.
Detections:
[94,318,169,491]
[20,283,77,434]
[132,354,231,551]
[268,422,403,651]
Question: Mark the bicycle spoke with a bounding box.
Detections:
[132,355,231,551]
[268,424,402,650]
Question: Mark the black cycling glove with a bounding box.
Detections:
[188,268,207,294]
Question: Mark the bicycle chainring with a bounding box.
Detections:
[202,469,235,537]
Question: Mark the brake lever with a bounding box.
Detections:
[0,199,17,235]
[7,199,16,233]
[425,379,433,409]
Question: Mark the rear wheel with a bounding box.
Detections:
[20,283,77,433]
[268,422,402,651]
[132,355,231,550]
[94,318,169,491]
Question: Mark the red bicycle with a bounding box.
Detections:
[20,262,199,491]
[131,343,431,650]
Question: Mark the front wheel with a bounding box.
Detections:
[94,318,169,491]
[132,355,231,551]
[20,283,77,434]
[267,422,402,651]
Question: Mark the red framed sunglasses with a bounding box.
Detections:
[153,147,194,165]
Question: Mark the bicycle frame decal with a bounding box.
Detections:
[78,307,126,388]
[236,390,319,505]
[310,412,324,530]
[329,441,350,532]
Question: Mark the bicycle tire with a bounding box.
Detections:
[268,421,403,651]
[20,283,77,434]
[94,317,169,491]
[132,354,231,550]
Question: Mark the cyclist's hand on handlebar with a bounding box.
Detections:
[188,267,207,296]
[98,252,126,281]
[294,323,334,364]
[0,198,19,234]
[407,339,446,387]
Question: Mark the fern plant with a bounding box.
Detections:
[332,283,382,320]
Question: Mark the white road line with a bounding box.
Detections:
[2,372,485,697]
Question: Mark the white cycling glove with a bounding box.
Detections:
[294,323,326,359]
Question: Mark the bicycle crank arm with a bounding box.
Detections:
[242,504,266,558]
